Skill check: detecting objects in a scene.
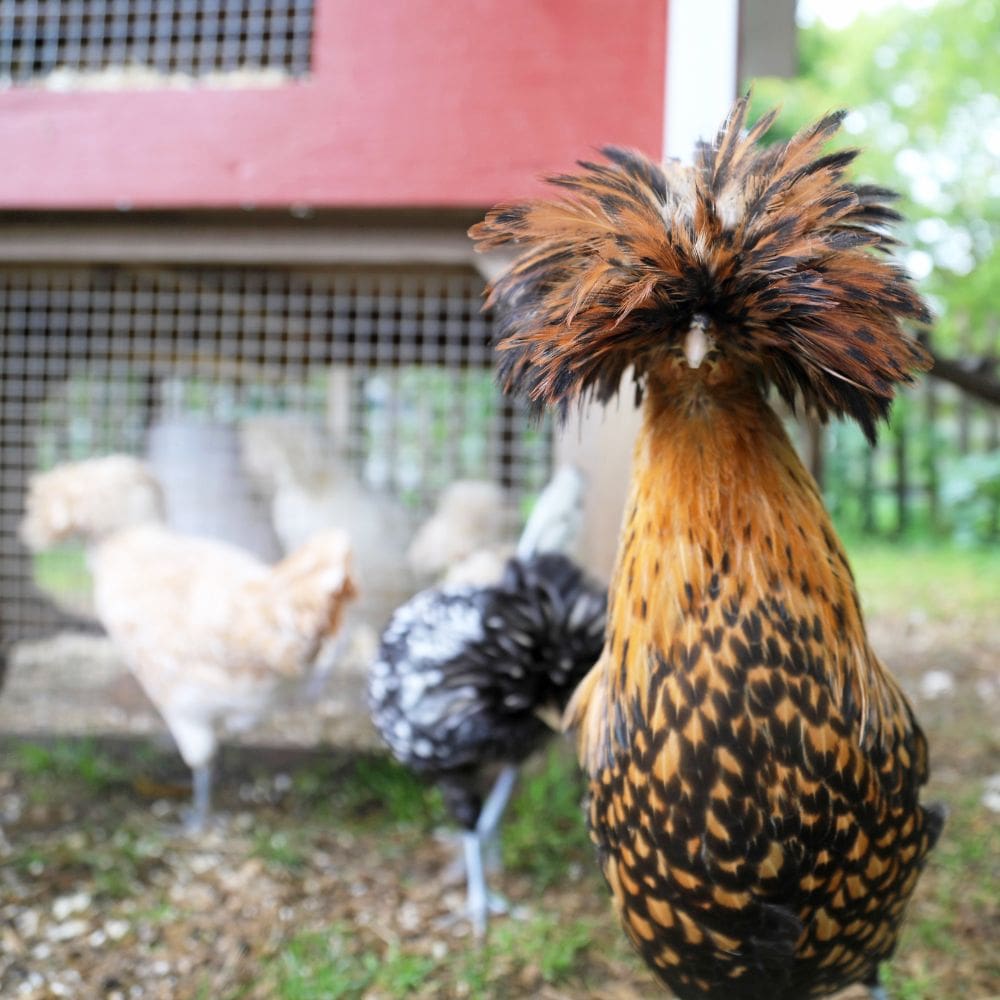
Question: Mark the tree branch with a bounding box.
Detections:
[928,350,1000,408]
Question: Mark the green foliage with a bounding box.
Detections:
[492,913,595,983]
[752,1,1000,543]
[16,739,128,792]
[271,928,377,1000]
[252,828,309,870]
[320,755,446,830]
[939,449,1000,542]
[32,546,91,601]
[267,915,597,1000]
[750,0,1000,354]
[268,927,438,1000]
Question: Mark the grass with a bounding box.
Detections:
[290,754,446,831]
[843,538,1000,619]
[264,913,605,1000]
[3,544,998,999]
[32,545,91,599]
[502,745,594,888]
[252,828,309,871]
[15,737,129,792]
[270,928,440,1000]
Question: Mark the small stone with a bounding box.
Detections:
[982,774,1000,814]
[919,670,954,700]
[975,678,997,702]
[47,918,89,941]
[234,812,255,832]
[15,909,40,936]
[398,902,421,931]
[53,891,91,921]
[188,853,219,875]
[88,928,108,947]
[105,918,130,941]
[1,926,23,956]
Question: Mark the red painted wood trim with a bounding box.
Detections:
[0,0,667,210]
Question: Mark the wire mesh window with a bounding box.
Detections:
[0,264,553,645]
[0,0,314,84]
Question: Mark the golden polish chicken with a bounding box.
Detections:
[21,454,356,832]
[471,98,944,999]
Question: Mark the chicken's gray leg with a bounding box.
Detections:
[475,764,519,856]
[462,830,489,938]
[865,971,887,1000]
[474,765,521,920]
[185,763,213,834]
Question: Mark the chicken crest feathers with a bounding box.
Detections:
[470,96,931,441]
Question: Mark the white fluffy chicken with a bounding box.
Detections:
[21,455,356,832]
[406,479,511,584]
[240,414,411,626]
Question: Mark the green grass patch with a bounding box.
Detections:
[492,912,595,983]
[15,739,129,792]
[320,755,445,830]
[268,926,436,1000]
[841,539,1000,619]
[253,828,309,871]
[32,545,91,598]
[267,914,599,1000]
[502,745,592,888]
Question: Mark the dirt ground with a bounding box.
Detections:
[0,603,998,999]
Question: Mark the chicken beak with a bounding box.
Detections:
[684,318,713,369]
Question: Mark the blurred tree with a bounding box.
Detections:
[749,0,1000,364]
[748,0,1000,541]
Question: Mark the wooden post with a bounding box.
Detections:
[957,316,973,454]
[861,446,877,535]
[924,379,940,533]
[804,412,826,492]
[895,410,909,537]
[554,377,643,582]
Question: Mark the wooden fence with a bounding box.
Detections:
[790,373,1000,542]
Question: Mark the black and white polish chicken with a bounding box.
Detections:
[368,467,606,936]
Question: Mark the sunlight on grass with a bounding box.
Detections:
[16,739,128,792]
[843,540,1000,619]
[502,744,593,888]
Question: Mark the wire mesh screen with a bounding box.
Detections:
[0,264,553,649]
[0,0,314,84]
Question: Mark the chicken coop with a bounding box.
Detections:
[0,0,794,738]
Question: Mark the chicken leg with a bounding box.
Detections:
[462,765,519,937]
[184,762,214,835]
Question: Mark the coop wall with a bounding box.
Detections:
[0,259,553,663]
